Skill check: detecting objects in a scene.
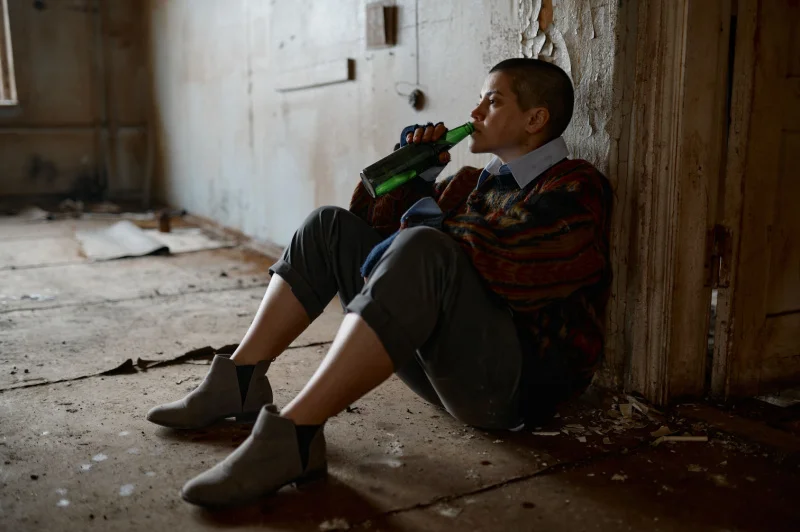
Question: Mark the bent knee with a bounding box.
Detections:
[310,205,348,222]
[391,226,457,255]
[302,205,351,230]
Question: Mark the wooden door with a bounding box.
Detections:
[714,0,800,396]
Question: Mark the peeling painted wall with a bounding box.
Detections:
[519,0,616,171]
[149,0,617,246]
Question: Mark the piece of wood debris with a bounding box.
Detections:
[531,431,561,436]
[611,473,627,481]
[577,436,587,443]
[710,474,730,487]
[619,404,633,418]
[626,396,649,414]
[652,435,708,446]
[650,425,673,438]
[602,437,612,445]
[565,424,585,429]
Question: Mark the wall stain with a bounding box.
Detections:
[27,155,58,183]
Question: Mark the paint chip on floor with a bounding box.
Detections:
[319,517,350,530]
[92,453,108,462]
[127,447,140,455]
[55,488,67,495]
[119,431,130,437]
[437,505,462,518]
[81,464,92,471]
[119,484,135,496]
[57,499,70,507]
[145,471,156,477]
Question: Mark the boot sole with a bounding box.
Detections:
[147,411,261,430]
[180,466,328,508]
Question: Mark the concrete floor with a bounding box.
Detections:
[2,214,799,532]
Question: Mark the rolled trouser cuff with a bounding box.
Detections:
[345,293,416,371]
[269,259,327,322]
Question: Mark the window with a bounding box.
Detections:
[0,0,17,105]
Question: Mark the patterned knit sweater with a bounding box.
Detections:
[350,159,613,404]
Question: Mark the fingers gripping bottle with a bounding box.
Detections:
[359,122,474,198]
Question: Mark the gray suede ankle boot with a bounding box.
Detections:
[181,404,327,507]
[146,355,272,429]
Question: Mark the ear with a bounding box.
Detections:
[526,107,550,135]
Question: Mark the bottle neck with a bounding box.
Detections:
[443,122,474,145]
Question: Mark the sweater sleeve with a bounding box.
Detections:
[442,174,609,313]
[349,178,434,239]
[349,125,445,237]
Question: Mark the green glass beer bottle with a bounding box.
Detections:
[360,122,475,198]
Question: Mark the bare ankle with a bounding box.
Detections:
[230,350,268,366]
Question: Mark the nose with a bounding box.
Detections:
[470,104,484,123]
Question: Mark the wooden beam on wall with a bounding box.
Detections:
[598,0,639,392]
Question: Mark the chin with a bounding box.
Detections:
[468,139,489,154]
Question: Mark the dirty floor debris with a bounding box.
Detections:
[1,215,800,531]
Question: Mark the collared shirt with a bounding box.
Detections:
[477,136,569,188]
[389,136,571,247]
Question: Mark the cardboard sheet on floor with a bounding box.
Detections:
[76,220,168,261]
[76,221,235,261]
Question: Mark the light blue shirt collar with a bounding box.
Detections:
[480,136,569,189]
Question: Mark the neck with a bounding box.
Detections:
[494,136,548,164]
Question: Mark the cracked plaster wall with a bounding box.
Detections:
[519,0,617,172]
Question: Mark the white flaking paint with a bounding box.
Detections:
[92,453,107,462]
[524,0,616,171]
[119,484,135,496]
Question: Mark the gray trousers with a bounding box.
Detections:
[270,206,524,430]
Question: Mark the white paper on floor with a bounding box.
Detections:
[77,221,234,261]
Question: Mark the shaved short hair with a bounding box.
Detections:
[489,58,574,140]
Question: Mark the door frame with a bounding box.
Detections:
[601,0,734,404]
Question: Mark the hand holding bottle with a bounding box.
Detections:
[407,123,452,166]
[361,121,473,198]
